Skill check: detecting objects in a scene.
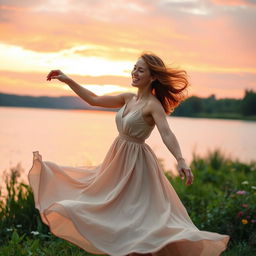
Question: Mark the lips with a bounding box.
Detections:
[132,77,139,83]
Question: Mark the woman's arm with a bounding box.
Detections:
[46,70,133,108]
[149,101,193,185]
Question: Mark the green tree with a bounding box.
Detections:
[241,89,256,116]
[174,96,203,116]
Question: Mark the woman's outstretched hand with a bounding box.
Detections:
[46,70,70,83]
[177,159,194,185]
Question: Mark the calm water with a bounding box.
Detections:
[1,107,256,184]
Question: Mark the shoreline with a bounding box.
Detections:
[1,105,256,122]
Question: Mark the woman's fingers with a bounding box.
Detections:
[46,70,61,81]
[50,76,60,80]
[179,169,185,180]
[179,168,194,185]
[47,71,58,81]
[46,70,54,80]
[185,168,193,185]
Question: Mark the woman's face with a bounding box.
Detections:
[131,58,153,88]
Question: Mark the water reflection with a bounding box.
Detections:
[1,107,255,183]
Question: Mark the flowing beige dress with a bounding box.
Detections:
[28,101,230,256]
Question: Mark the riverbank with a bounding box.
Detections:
[2,91,256,122]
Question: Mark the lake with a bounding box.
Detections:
[1,106,256,184]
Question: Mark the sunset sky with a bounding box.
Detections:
[0,0,255,99]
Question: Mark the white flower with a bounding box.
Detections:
[6,228,13,232]
[241,181,249,185]
[31,231,40,235]
[251,186,256,190]
[16,224,22,228]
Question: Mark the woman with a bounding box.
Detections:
[28,52,230,256]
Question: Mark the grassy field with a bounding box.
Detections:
[0,149,255,255]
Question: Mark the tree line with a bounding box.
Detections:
[173,89,256,117]
[0,89,255,119]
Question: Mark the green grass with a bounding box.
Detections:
[1,149,256,255]
[1,230,255,256]
[0,229,96,256]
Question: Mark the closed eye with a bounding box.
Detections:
[133,66,144,71]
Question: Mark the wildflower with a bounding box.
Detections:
[236,190,247,195]
[241,219,248,224]
[251,219,256,223]
[6,228,13,232]
[251,186,256,190]
[242,204,248,208]
[241,181,249,185]
[16,224,22,228]
[246,216,251,219]
[237,211,243,217]
[31,231,40,235]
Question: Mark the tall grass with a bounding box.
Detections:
[0,163,49,245]
[167,148,256,249]
[0,149,256,255]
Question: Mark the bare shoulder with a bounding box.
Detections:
[122,92,136,103]
[145,96,166,115]
[142,96,167,126]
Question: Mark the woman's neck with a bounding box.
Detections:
[135,87,152,102]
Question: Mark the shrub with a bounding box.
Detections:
[168,148,256,248]
[0,164,49,244]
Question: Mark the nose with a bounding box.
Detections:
[132,69,138,76]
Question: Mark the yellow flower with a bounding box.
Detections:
[241,219,248,224]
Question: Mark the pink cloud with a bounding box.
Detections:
[211,0,256,7]
[0,0,255,99]
[1,5,255,69]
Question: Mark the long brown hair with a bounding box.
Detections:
[140,52,190,115]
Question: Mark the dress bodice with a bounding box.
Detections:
[115,102,155,141]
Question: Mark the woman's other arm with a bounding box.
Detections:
[149,101,194,185]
